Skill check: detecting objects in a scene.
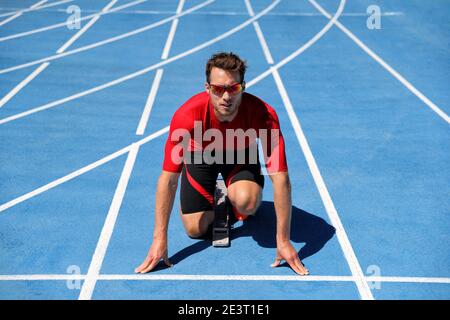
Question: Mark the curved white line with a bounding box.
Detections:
[247,0,345,87]
[0,0,215,75]
[0,0,47,27]
[246,0,374,300]
[0,0,149,42]
[269,1,375,300]
[0,0,73,18]
[0,0,281,125]
[309,0,450,125]
[0,0,342,212]
[0,126,170,213]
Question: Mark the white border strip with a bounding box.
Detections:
[0,274,449,284]
[308,0,450,125]
[101,274,353,282]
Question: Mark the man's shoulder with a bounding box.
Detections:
[170,92,208,128]
[178,91,209,113]
[243,92,277,116]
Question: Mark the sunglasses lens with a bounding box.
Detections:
[211,85,225,96]
[209,83,243,96]
[229,83,242,95]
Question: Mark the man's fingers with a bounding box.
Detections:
[287,258,302,275]
[288,257,309,276]
[135,257,151,273]
[296,259,309,276]
[139,257,159,274]
[271,257,283,268]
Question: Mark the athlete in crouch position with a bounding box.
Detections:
[135,52,309,275]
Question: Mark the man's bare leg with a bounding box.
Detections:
[227,180,262,217]
[180,210,215,238]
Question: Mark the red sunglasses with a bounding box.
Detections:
[208,82,245,96]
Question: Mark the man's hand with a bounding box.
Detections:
[271,241,309,275]
[135,171,179,274]
[135,239,173,274]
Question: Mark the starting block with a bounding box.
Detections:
[212,177,230,247]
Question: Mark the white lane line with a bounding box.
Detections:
[246,0,374,301]
[244,0,273,64]
[0,275,85,281]
[0,63,50,109]
[78,143,140,300]
[99,274,354,282]
[1,274,449,284]
[136,68,164,135]
[0,0,214,75]
[136,0,184,136]
[79,0,186,291]
[272,68,374,300]
[0,126,170,214]
[0,0,73,19]
[0,274,353,282]
[0,0,47,27]
[246,0,346,88]
[368,277,450,284]
[161,0,184,60]
[0,0,149,42]
[0,0,117,109]
[0,0,280,125]
[308,0,450,125]
[57,0,118,54]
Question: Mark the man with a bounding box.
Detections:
[135,52,309,275]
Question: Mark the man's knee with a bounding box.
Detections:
[186,224,210,239]
[229,188,261,216]
[181,210,214,238]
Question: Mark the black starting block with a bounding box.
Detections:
[212,178,230,247]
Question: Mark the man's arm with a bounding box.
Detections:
[269,172,309,275]
[135,170,180,273]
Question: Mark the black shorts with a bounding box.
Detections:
[180,150,265,214]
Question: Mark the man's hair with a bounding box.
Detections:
[205,52,247,83]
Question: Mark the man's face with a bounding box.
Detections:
[206,67,244,121]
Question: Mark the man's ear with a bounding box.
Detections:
[205,82,210,93]
[241,81,246,91]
